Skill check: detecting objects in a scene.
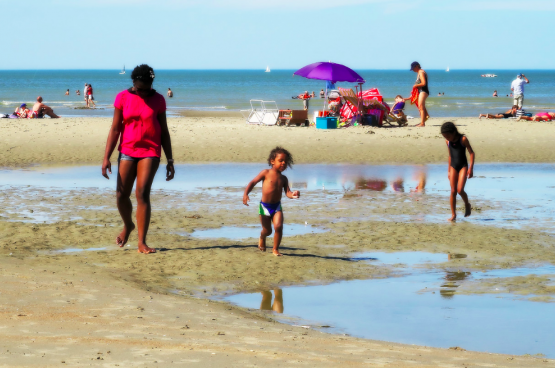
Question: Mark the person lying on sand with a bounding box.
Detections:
[478,105,518,120]
[243,147,300,256]
[32,96,60,118]
[517,112,555,122]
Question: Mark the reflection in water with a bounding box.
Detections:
[350,169,427,193]
[440,270,471,299]
[391,178,404,192]
[412,170,427,193]
[355,178,387,191]
[260,289,284,313]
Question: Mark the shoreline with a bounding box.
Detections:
[2,116,555,167]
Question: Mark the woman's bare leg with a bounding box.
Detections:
[116,160,138,247]
[416,92,429,127]
[135,158,160,254]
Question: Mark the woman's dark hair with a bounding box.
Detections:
[441,122,460,136]
[131,64,155,84]
[267,146,294,169]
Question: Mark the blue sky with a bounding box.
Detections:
[1,0,553,69]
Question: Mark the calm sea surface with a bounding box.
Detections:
[1,70,554,118]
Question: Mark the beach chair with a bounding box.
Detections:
[240,100,279,125]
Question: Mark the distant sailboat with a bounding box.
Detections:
[119,65,126,75]
[446,67,450,72]
[265,66,270,73]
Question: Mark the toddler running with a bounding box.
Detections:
[243,147,300,256]
[441,122,475,222]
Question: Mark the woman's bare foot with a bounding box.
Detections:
[116,223,135,247]
[448,214,457,222]
[258,237,266,252]
[464,203,472,217]
[273,249,283,256]
[138,243,156,254]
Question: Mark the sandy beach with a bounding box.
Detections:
[1,116,555,167]
[1,116,555,366]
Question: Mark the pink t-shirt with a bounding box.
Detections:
[114,89,166,158]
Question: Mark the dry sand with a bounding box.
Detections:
[1,116,555,167]
[1,116,555,366]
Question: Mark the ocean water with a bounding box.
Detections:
[1,69,554,118]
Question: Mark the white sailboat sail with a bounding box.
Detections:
[119,65,126,75]
[265,66,270,73]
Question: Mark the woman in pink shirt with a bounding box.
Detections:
[101,64,175,254]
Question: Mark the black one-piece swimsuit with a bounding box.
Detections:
[448,136,468,171]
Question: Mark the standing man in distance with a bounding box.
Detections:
[511,74,529,109]
[167,88,173,98]
[84,83,90,108]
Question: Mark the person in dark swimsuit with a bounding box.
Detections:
[479,105,518,119]
[441,122,475,222]
[410,61,429,127]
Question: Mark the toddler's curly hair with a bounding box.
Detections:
[267,146,294,169]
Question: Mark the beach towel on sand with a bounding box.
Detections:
[410,87,419,108]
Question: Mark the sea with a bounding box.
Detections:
[1,69,554,118]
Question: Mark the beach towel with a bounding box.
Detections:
[410,87,419,108]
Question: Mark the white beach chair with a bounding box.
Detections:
[240,100,279,125]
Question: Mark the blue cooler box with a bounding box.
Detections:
[316,117,338,129]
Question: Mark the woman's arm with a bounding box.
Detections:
[158,112,175,181]
[243,170,267,206]
[101,108,123,179]
[414,70,426,88]
[462,136,475,178]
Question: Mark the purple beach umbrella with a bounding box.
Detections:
[293,62,365,83]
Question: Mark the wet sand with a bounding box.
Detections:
[1,116,555,167]
[2,115,555,365]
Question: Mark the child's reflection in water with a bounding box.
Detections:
[260,289,284,313]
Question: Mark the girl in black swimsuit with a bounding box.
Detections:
[410,61,430,127]
[441,122,476,222]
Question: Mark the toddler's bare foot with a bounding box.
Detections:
[448,214,457,222]
[138,243,156,254]
[465,203,472,217]
[273,249,283,257]
[116,223,135,247]
[258,237,266,252]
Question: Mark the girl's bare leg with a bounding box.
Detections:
[116,160,137,247]
[272,211,284,256]
[416,92,429,127]
[135,158,159,254]
[259,215,272,252]
[457,167,471,217]
[448,167,458,221]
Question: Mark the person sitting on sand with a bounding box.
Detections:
[32,96,60,118]
[243,147,300,256]
[101,64,175,254]
[167,88,173,98]
[517,112,555,122]
[14,103,30,118]
[478,105,518,119]
[441,122,475,222]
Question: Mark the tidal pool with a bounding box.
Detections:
[179,224,326,240]
[225,262,555,358]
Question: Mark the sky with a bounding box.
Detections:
[1,0,553,70]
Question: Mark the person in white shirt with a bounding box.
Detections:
[83,83,89,108]
[510,74,529,109]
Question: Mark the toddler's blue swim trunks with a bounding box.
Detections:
[259,201,282,217]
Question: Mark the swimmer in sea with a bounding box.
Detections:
[243,147,300,256]
[441,122,475,222]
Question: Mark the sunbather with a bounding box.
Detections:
[385,95,408,126]
[32,96,60,118]
[13,104,30,118]
[517,112,555,122]
[478,105,518,120]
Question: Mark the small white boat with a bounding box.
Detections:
[119,65,126,75]
[481,74,497,78]
[446,67,450,72]
[265,66,270,73]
